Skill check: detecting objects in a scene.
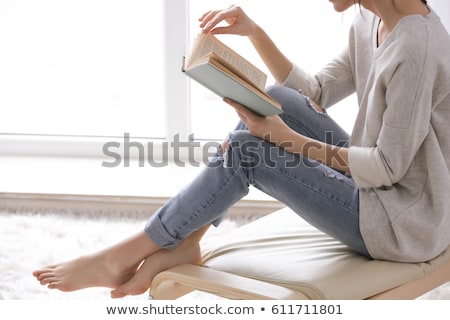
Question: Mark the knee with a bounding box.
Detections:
[266,85,327,122]
[265,85,297,104]
[266,85,310,115]
[222,130,264,165]
[211,130,257,167]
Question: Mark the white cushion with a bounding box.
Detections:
[201,208,450,299]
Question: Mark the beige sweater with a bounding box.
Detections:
[283,8,450,262]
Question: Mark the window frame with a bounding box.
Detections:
[0,0,192,160]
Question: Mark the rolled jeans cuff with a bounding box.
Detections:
[144,213,179,250]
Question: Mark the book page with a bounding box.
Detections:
[192,33,267,91]
[208,57,281,108]
[207,52,266,96]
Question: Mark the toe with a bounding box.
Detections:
[47,281,61,289]
[110,288,126,299]
[37,272,54,282]
[40,276,58,286]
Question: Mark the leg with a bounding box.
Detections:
[32,128,252,293]
[114,86,366,297]
[247,87,367,254]
[230,85,349,147]
[226,131,368,256]
[143,86,351,249]
[32,108,255,293]
[34,86,363,296]
[151,129,366,254]
[267,85,350,147]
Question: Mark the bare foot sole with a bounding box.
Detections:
[32,253,141,292]
[110,239,202,298]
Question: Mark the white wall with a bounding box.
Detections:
[429,0,450,32]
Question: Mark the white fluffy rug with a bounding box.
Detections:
[1,210,449,300]
[0,210,236,300]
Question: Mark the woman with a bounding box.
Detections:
[33,0,450,298]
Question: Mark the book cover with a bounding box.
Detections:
[183,34,283,117]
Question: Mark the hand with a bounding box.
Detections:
[224,98,350,172]
[223,98,294,147]
[199,5,259,37]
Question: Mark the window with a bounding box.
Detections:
[0,0,357,159]
[0,0,165,139]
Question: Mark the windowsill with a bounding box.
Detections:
[0,155,282,217]
[0,155,199,197]
[0,155,273,198]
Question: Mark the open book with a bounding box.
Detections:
[182,33,283,117]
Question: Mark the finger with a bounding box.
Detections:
[198,10,213,22]
[224,98,258,119]
[234,108,246,119]
[224,98,246,119]
[201,7,239,33]
[234,109,247,125]
[199,10,219,28]
[223,97,242,108]
[223,98,244,112]
[232,103,260,121]
[210,25,241,35]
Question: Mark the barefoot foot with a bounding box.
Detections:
[32,231,161,292]
[32,253,141,292]
[111,236,203,298]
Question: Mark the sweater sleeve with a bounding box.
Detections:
[280,47,355,109]
[349,39,433,188]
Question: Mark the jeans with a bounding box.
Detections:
[145,85,371,257]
